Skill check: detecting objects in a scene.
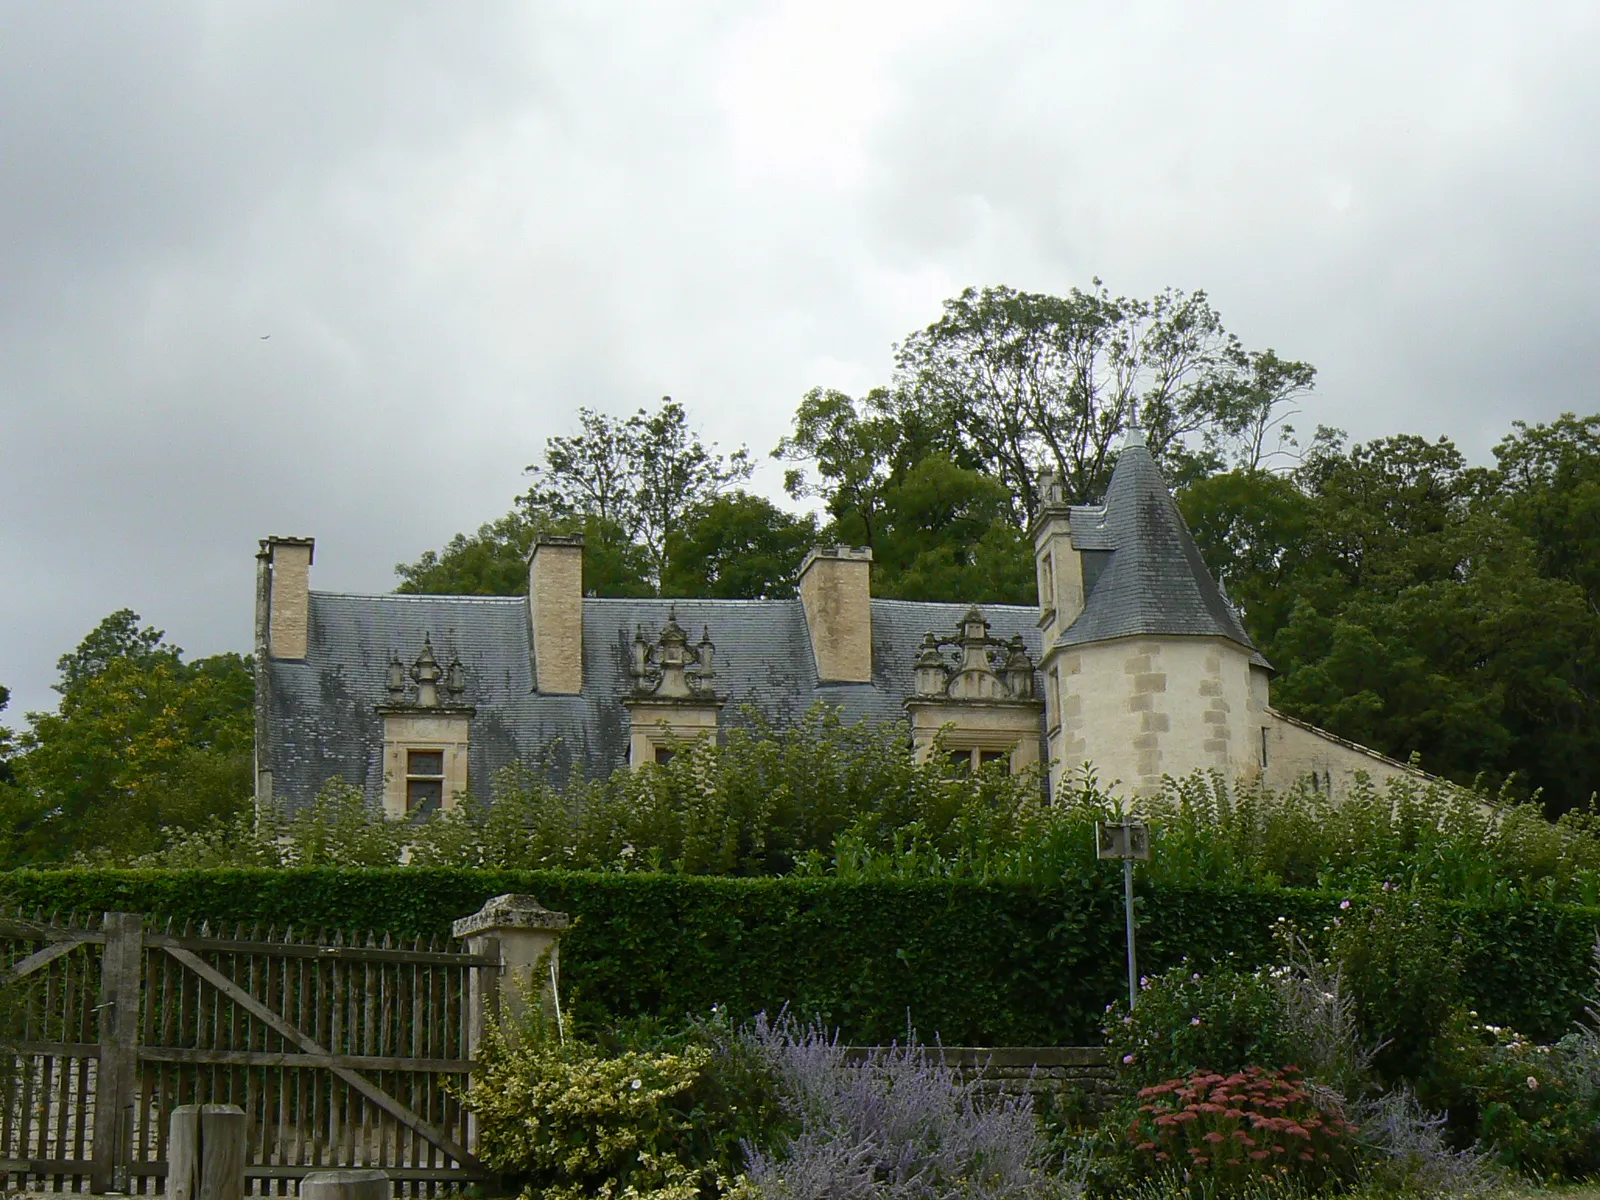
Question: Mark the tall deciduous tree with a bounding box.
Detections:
[525,397,752,585]
[5,612,255,863]
[662,494,818,599]
[892,282,1316,520]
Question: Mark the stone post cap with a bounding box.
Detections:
[452,893,571,938]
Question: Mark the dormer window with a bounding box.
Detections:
[406,750,445,813]
[904,607,1045,776]
[375,633,474,818]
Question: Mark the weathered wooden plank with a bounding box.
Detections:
[138,1048,471,1075]
[92,913,144,1194]
[0,918,107,945]
[144,936,495,968]
[5,935,94,985]
[160,947,484,1174]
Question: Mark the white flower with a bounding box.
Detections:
[1527,1076,1540,1091]
[631,1078,643,1090]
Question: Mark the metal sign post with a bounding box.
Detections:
[1096,820,1150,1009]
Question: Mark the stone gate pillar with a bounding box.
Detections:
[453,894,571,1054]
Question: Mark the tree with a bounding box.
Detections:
[0,684,14,786]
[891,282,1317,519]
[526,397,753,586]
[662,493,818,599]
[5,613,254,863]
[396,508,653,598]
[774,390,1033,603]
[1494,413,1600,609]
[1182,431,1600,811]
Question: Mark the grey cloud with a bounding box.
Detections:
[3,0,1598,719]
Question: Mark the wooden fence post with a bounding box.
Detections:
[169,1104,246,1200]
[91,912,143,1194]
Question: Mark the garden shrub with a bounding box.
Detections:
[1103,966,1290,1089]
[1427,1010,1600,1180]
[738,1015,1064,1200]
[1349,1086,1501,1200]
[1125,1067,1357,1194]
[462,1011,776,1200]
[1324,893,1462,1084]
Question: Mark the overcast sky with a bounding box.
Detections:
[2,1,1598,720]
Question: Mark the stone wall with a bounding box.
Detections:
[1263,708,1435,795]
[1049,636,1268,797]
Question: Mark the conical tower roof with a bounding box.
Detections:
[1055,440,1268,666]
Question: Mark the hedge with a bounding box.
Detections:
[0,869,1592,1044]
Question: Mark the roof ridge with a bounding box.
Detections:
[312,590,523,604]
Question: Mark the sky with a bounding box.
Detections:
[2,0,1598,721]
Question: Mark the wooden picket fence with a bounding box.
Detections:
[0,911,495,1195]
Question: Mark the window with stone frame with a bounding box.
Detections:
[945,747,1012,775]
[406,749,445,814]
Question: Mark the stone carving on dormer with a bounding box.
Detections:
[624,608,725,769]
[905,607,1043,774]
[912,608,1037,704]
[629,607,718,702]
[383,634,468,709]
[374,632,473,819]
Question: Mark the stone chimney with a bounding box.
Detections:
[257,537,315,661]
[797,546,873,683]
[1030,471,1085,643]
[527,533,584,695]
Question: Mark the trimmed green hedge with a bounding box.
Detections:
[0,869,1591,1044]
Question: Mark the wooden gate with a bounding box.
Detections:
[0,911,497,1194]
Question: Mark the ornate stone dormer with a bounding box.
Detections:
[624,607,725,768]
[905,607,1044,774]
[375,634,474,817]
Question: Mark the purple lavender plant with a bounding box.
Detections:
[738,1014,1068,1199]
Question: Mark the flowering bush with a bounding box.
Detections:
[1103,965,1290,1088]
[1126,1067,1356,1192]
[738,1015,1063,1200]
[1430,1010,1600,1180]
[462,1014,765,1200]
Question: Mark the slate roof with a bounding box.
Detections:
[1054,443,1268,666]
[261,438,1264,808]
[261,593,1047,809]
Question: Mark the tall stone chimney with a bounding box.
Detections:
[257,536,316,661]
[527,533,584,694]
[797,546,873,683]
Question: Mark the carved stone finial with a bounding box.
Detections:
[444,657,467,698]
[411,633,443,707]
[385,652,406,700]
[631,612,718,701]
[911,611,1036,703]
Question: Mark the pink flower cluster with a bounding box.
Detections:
[1127,1066,1356,1186]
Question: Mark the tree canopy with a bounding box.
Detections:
[0,611,254,864]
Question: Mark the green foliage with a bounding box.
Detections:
[890,282,1314,517]
[3,611,253,864]
[1104,967,1291,1089]
[1182,424,1600,813]
[661,493,817,600]
[1429,1012,1600,1180]
[2,864,1597,1051]
[526,398,753,588]
[1126,1068,1357,1194]
[464,1015,747,1200]
[395,507,653,598]
[1322,895,1462,1085]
